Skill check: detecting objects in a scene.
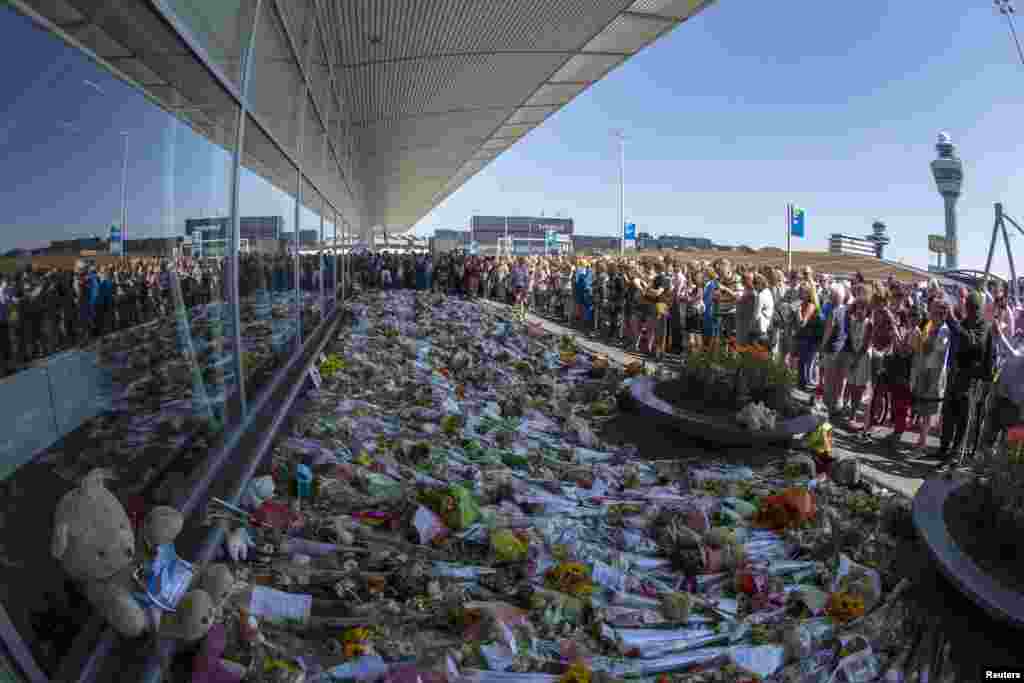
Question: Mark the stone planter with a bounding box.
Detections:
[677,360,794,415]
[707,379,733,409]
[734,370,752,409]
[746,366,771,399]
[986,439,1024,527]
[674,368,696,395]
[754,384,793,416]
[626,375,821,448]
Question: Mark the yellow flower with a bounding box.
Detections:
[264,658,299,674]
[559,662,592,683]
[825,591,865,623]
[342,627,371,643]
[545,562,595,597]
[343,642,371,659]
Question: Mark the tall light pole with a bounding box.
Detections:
[120,131,129,260]
[471,208,479,253]
[995,0,1024,66]
[612,130,626,256]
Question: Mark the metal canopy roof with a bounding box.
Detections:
[326,0,716,234]
[17,0,714,243]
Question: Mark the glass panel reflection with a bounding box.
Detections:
[337,220,348,299]
[324,212,337,310]
[248,0,303,159]
[0,4,239,670]
[238,115,299,398]
[299,176,323,333]
[279,0,313,53]
[162,0,258,90]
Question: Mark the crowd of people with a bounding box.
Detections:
[0,252,339,376]
[352,249,1024,468]
[3,246,1019,468]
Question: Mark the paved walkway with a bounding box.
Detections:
[480,299,929,498]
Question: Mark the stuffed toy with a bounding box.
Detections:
[51,469,216,641]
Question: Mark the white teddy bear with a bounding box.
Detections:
[51,469,218,641]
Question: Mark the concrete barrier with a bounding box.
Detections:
[0,349,116,480]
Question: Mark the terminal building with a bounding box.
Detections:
[573,234,623,252]
[654,235,714,250]
[470,215,575,255]
[429,228,471,254]
[829,233,880,258]
[184,215,289,257]
[828,222,891,259]
[0,1,718,680]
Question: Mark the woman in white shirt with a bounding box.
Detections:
[752,272,775,348]
[910,301,951,449]
[768,269,788,361]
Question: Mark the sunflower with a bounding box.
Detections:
[343,641,371,659]
[559,662,591,683]
[825,591,865,622]
[545,562,595,597]
[341,627,372,643]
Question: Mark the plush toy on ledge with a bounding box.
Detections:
[51,468,218,641]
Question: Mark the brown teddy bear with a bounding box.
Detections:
[51,469,217,641]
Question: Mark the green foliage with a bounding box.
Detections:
[319,353,346,379]
[683,344,796,410]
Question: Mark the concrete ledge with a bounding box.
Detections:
[858,464,921,499]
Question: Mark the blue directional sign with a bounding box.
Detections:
[624,223,636,240]
[790,206,805,238]
[110,224,122,255]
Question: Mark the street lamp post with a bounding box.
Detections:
[612,130,626,256]
[120,131,129,260]
[995,0,1024,66]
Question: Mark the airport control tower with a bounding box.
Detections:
[931,131,963,270]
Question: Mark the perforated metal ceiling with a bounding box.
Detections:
[319,0,716,234]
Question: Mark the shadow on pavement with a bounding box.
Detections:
[831,431,941,481]
[599,411,789,468]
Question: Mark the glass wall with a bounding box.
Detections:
[325,211,337,310]
[300,176,324,332]
[0,0,363,675]
[238,116,299,398]
[249,0,304,161]
[342,220,353,296]
[163,0,259,91]
[0,2,244,670]
[337,220,348,299]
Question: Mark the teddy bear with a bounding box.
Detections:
[51,468,218,641]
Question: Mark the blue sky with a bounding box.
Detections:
[0,5,327,255]
[417,0,1024,275]
[1,2,1022,275]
